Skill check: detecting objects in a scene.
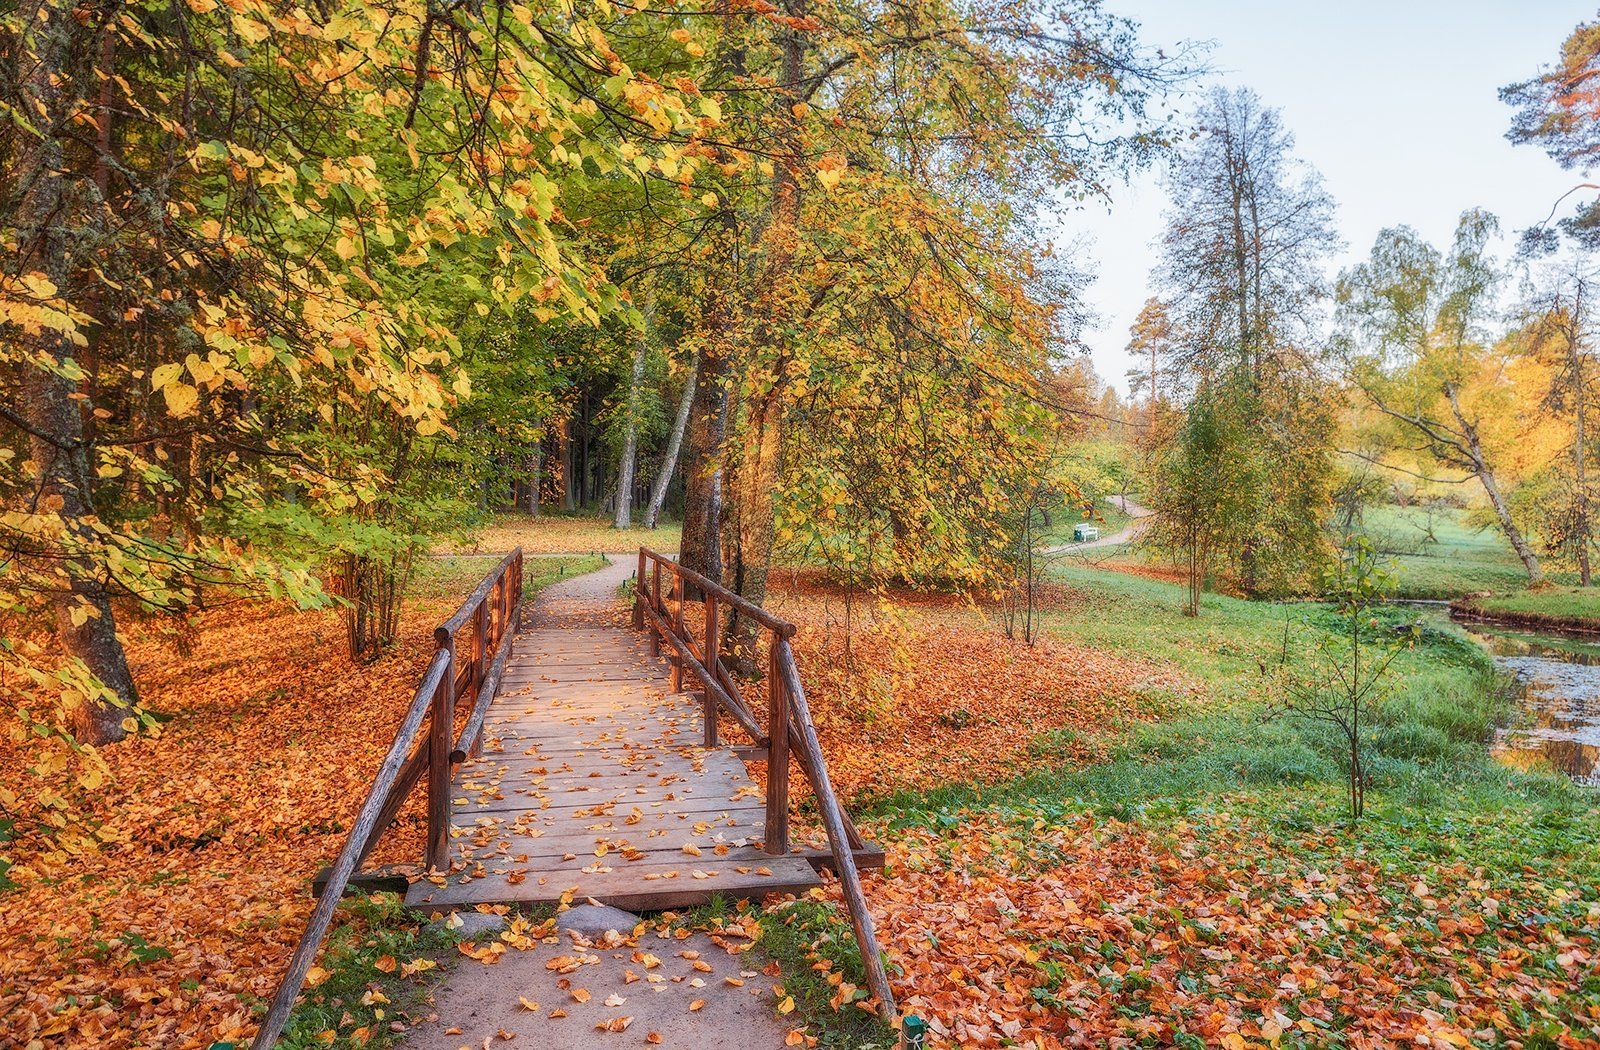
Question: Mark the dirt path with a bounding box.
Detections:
[399,555,798,1050]
[400,918,794,1049]
[1047,495,1152,554]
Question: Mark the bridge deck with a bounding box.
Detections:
[404,560,820,913]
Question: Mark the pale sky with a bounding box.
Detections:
[1063,0,1594,394]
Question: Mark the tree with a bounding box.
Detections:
[1125,297,1179,418]
[1338,211,1546,585]
[1152,87,1340,595]
[1158,88,1339,384]
[1,0,713,739]
[651,0,1197,659]
[1516,262,1600,583]
[1143,380,1258,616]
[1503,16,1600,247]
[613,291,656,530]
[1264,539,1414,821]
[645,349,699,530]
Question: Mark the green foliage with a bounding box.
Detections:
[1264,539,1416,819]
[1143,377,1262,612]
[757,898,898,1050]
[275,893,456,1050]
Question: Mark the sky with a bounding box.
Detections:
[1063,0,1595,394]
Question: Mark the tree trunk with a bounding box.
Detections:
[1445,385,1544,586]
[558,418,576,511]
[680,322,729,580]
[527,440,542,517]
[1572,280,1591,585]
[720,0,804,640]
[646,347,699,530]
[1184,535,1202,617]
[1576,381,1591,586]
[14,0,135,744]
[614,302,651,530]
[722,391,785,665]
[1479,466,1544,585]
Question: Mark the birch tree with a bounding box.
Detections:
[1338,211,1546,585]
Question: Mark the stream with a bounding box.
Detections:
[1445,616,1600,786]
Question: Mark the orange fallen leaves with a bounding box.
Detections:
[0,595,459,1048]
[829,811,1600,1048]
[766,572,1170,800]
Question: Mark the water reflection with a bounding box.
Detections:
[1454,621,1600,785]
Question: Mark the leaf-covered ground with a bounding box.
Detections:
[853,802,1600,1048]
[1,598,443,1047]
[8,553,1599,1049]
[766,573,1180,802]
[0,557,598,1049]
[769,569,1600,1049]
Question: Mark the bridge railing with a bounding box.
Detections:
[632,547,896,1023]
[251,548,525,1050]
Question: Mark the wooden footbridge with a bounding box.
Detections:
[252,549,893,1049]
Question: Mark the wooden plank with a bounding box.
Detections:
[447,812,765,852]
[443,834,775,870]
[456,759,750,788]
[444,816,768,857]
[405,852,819,910]
[452,785,764,816]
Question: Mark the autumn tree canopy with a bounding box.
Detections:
[1,0,1193,746]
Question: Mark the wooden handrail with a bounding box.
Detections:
[631,547,896,1022]
[638,547,798,637]
[252,549,525,1050]
[775,640,895,1022]
[251,648,451,1050]
[438,548,520,636]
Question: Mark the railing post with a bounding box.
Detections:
[633,549,646,629]
[426,627,455,871]
[764,634,789,855]
[649,560,662,659]
[669,570,684,692]
[514,550,524,631]
[703,593,719,747]
[473,601,488,696]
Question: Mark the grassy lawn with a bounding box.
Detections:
[1466,586,1600,626]
[1354,503,1541,599]
[832,561,1600,1046]
[437,512,680,555]
[413,552,607,603]
[871,561,1522,814]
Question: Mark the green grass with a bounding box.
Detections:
[862,560,1591,839]
[840,559,1600,1047]
[274,893,457,1050]
[1040,495,1133,547]
[411,553,606,603]
[1469,586,1600,625]
[755,898,898,1050]
[1354,504,1541,599]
